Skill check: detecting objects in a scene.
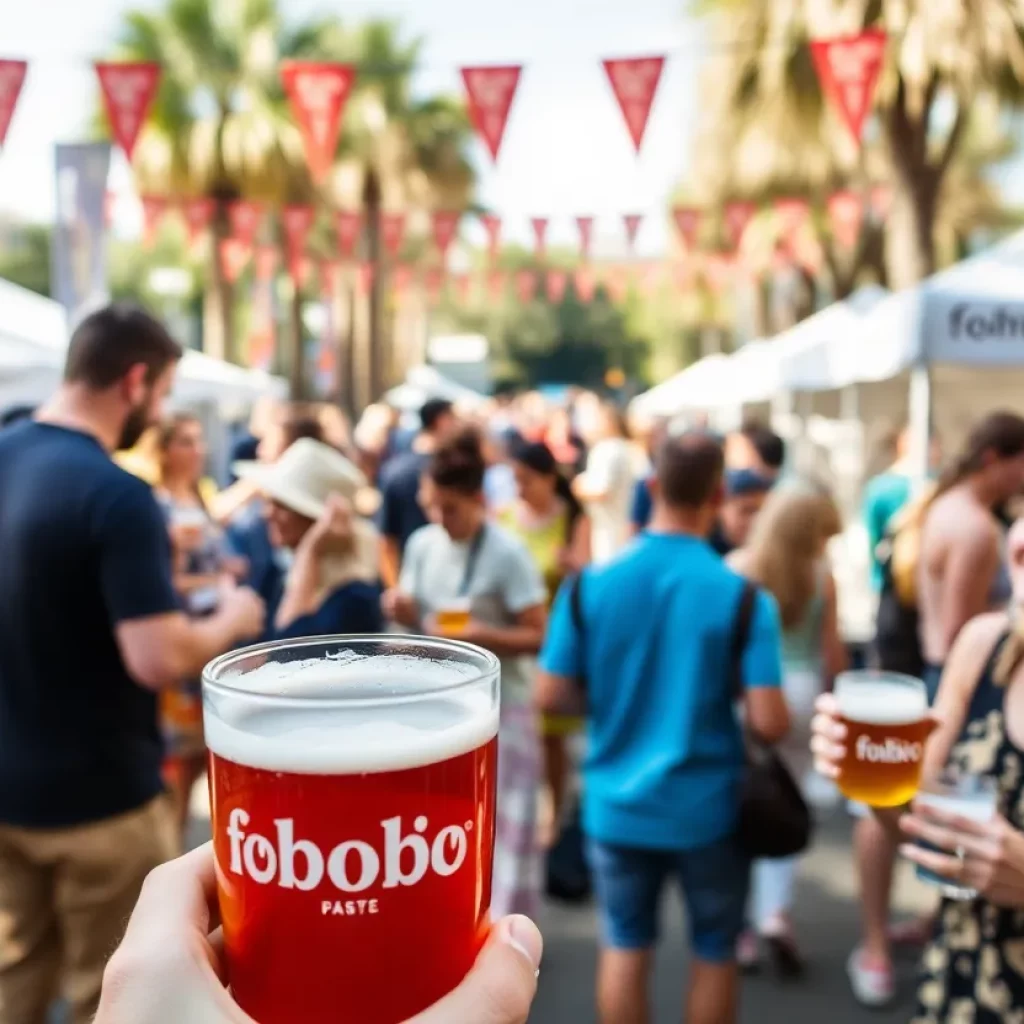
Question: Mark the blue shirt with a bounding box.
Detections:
[863,471,912,591]
[0,422,180,827]
[540,533,783,851]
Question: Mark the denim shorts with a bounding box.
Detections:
[587,835,750,962]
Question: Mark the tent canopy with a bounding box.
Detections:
[630,354,732,417]
[0,278,286,410]
[835,230,1024,388]
[384,365,487,412]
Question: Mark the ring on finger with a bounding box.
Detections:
[955,845,967,878]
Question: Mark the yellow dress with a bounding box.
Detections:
[497,503,583,738]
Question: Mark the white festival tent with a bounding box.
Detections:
[384,365,487,412]
[794,230,1024,475]
[0,278,287,412]
[629,285,889,421]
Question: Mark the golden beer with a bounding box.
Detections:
[436,599,471,636]
[835,672,930,808]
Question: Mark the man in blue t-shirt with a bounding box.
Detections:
[538,431,788,1024]
[0,305,265,1023]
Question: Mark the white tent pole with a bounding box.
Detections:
[908,363,932,484]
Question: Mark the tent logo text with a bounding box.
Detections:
[950,305,1024,342]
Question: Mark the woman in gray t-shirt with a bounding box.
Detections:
[384,430,548,920]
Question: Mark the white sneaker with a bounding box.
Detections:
[847,948,895,1008]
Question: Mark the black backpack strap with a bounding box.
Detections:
[570,570,586,688]
[731,580,758,701]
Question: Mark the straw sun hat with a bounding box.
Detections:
[234,438,378,521]
[236,439,381,589]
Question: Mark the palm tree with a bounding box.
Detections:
[692,0,1024,289]
[106,0,343,374]
[329,21,475,409]
[105,2,475,407]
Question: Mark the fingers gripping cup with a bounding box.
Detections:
[835,671,930,808]
[203,636,500,1024]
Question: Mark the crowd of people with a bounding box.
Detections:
[4,302,1024,1023]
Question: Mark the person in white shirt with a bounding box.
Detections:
[574,401,638,564]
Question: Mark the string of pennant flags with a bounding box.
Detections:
[0,30,889,299]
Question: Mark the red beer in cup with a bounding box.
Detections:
[203,636,500,1024]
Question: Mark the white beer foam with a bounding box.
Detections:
[205,655,498,774]
[837,682,926,726]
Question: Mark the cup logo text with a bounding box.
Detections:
[855,734,923,764]
[227,810,469,893]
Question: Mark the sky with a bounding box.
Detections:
[0,0,706,257]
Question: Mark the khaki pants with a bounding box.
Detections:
[0,796,177,1024]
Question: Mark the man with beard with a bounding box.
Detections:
[0,305,265,1024]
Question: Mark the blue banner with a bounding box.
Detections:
[51,142,111,324]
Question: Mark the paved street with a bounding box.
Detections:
[531,811,930,1023]
[52,795,930,1023]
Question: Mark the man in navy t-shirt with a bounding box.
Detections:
[0,305,265,1023]
[377,398,457,587]
[537,431,789,1024]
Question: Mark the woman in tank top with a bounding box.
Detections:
[156,414,245,844]
[814,518,1024,1020]
[498,442,591,839]
[730,481,846,976]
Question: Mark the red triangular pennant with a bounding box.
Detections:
[827,190,864,249]
[574,267,597,303]
[218,238,250,284]
[356,262,374,296]
[602,56,666,153]
[624,213,643,251]
[774,197,811,238]
[335,211,362,259]
[282,205,316,284]
[704,252,734,294]
[452,273,472,304]
[181,198,216,246]
[318,259,341,297]
[604,266,630,305]
[810,30,887,147]
[531,217,549,259]
[546,270,569,304]
[425,267,445,304]
[228,200,264,247]
[95,62,161,160]
[432,210,461,257]
[480,214,502,261]
[576,216,595,261]
[672,206,702,249]
[487,269,507,301]
[515,269,537,303]
[279,62,356,183]
[724,201,758,249]
[461,65,522,162]
[0,60,28,147]
[393,264,414,298]
[140,195,170,248]
[870,183,892,219]
[254,245,278,282]
[380,212,406,257]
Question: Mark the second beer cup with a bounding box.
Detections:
[203,636,500,1024]
[835,670,931,807]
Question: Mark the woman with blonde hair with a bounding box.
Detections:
[730,481,847,976]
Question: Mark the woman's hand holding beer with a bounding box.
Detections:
[899,804,1024,909]
[95,844,544,1024]
[810,692,846,780]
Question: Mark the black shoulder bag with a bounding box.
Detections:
[732,582,813,859]
[544,571,592,902]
